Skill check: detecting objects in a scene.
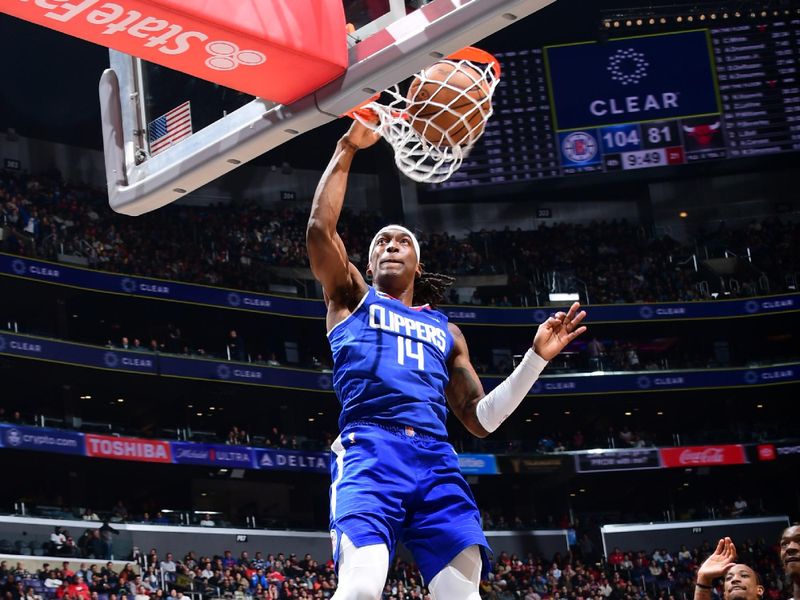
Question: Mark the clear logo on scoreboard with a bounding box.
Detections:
[545,30,720,131]
[607,47,650,86]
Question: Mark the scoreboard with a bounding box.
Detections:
[433,18,800,190]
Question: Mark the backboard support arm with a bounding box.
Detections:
[102,0,556,216]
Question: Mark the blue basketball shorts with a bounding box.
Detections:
[328,421,490,584]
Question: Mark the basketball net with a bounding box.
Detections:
[351,48,501,183]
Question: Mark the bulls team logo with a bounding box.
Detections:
[562,132,598,163]
[681,118,724,152]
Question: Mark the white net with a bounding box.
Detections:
[353,57,500,183]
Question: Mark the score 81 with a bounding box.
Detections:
[642,121,680,149]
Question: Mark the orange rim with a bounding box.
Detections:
[447,46,501,79]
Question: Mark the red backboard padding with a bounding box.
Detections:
[5,0,348,105]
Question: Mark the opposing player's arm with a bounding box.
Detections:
[445,324,490,438]
[306,122,379,305]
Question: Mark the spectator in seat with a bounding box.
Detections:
[731,496,748,517]
[226,330,246,361]
[68,576,90,600]
[199,514,215,527]
[586,337,606,371]
[111,501,128,523]
[50,527,66,554]
[160,554,177,582]
[81,509,99,522]
[251,569,268,591]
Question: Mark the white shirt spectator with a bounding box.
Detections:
[732,497,748,516]
[160,558,177,573]
[199,517,215,527]
[50,531,66,548]
[44,578,62,590]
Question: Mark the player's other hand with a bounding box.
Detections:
[697,537,737,584]
[341,120,381,150]
[533,302,587,361]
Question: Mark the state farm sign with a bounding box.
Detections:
[5,0,347,105]
[660,444,747,468]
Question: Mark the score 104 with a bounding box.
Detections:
[599,122,680,153]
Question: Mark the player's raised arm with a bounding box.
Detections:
[306,121,379,305]
[446,303,586,438]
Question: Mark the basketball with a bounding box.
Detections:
[406,61,492,147]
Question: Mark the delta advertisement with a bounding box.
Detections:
[2,254,797,326]
[0,424,492,475]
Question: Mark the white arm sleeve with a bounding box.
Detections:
[475,349,548,433]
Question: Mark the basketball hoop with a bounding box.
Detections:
[350,47,501,183]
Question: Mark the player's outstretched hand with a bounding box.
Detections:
[533,301,587,361]
[341,119,381,150]
[697,538,737,585]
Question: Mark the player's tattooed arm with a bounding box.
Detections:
[446,323,491,438]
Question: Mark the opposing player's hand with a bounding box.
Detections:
[533,302,587,361]
[697,538,737,585]
[341,120,381,150]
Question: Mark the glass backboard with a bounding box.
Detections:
[100,0,556,216]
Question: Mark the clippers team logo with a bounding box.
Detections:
[216,364,232,379]
[607,48,649,86]
[5,428,22,447]
[206,41,266,71]
[562,132,598,163]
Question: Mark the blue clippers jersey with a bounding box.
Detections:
[327,286,454,438]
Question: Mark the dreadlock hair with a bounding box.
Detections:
[413,264,455,307]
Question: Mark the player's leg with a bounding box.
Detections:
[329,425,413,600]
[331,533,389,600]
[428,545,482,600]
[402,436,491,592]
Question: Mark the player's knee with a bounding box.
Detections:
[333,579,384,600]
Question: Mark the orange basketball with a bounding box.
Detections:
[406,61,491,147]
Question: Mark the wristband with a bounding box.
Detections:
[695,583,713,590]
[475,349,548,433]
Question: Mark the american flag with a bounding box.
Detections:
[148,101,192,155]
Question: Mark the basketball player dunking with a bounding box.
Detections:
[306,120,587,600]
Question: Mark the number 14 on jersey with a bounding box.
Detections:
[397,336,425,370]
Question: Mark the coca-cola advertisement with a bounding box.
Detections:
[660,444,747,468]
